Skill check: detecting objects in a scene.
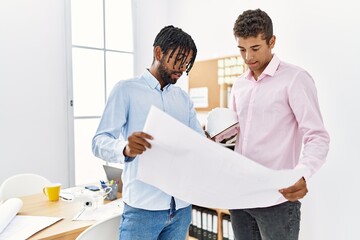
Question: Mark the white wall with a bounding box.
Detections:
[134,0,359,239]
[132,0,170,76]
[0,0,72,186]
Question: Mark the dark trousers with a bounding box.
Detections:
[230,201,301,240]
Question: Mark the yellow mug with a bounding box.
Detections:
[43,183,61,201]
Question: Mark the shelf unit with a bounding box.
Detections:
[188,55,246,110]
[188,206,233,240]
[217,56,246,108]
[217,56,245,85]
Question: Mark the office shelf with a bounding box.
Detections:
[188,55,246,111]
[189,206,233,240]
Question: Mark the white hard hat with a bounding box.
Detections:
[206,107,238,138]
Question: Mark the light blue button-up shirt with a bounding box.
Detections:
[92,69,205,210]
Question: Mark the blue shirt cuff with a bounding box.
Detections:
[124,156,135,162]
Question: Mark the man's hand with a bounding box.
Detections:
[279,177,308,202]
[204,130,215,141]
[123,132,153,158]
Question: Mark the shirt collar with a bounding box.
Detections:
[245,54,280,81]
[142,69,171,91]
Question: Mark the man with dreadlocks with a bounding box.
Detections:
[92,25,205,239]
[216,9,330,240]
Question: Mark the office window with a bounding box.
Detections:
[71,0,134,185]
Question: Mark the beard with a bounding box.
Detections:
[158,57,182,85]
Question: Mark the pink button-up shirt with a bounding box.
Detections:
[223,55,329,180]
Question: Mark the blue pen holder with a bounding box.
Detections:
[105,183,118,201]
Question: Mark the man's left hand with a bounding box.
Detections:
[279,177,308,202]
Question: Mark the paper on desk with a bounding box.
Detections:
[0,198,22,234]
[73,198,124,221]
[0,216,62,240]
[137,106,308,209]
[0,198,62,240]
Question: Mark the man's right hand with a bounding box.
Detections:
[123,132,153,158]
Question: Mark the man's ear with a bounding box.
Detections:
[270,35,276,49]
[154,46,163,62]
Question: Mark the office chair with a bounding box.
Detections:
[0,173,51,201]
[75,213,121,240]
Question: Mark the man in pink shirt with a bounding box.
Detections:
[226,9,330,240]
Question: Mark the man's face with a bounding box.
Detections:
[236,34,275,79]
[158,48,193,85]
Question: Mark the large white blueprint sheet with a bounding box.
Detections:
[137,106,307,209]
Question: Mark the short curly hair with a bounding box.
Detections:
[233,9,273,44]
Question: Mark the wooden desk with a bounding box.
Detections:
[19,191,122,240]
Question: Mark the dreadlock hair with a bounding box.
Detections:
[233,9,273,44]
[153,25,197,75]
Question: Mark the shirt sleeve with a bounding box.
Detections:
[288,71,330,180]
[188,96,206,137]
[92,83,129,164]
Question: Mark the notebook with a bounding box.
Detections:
[103,165,123,193]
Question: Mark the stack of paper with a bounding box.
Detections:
[0,198,23,234]
[0,198,62,240]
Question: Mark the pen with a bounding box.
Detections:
[100,180,107,188]
[60,195,71,201]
